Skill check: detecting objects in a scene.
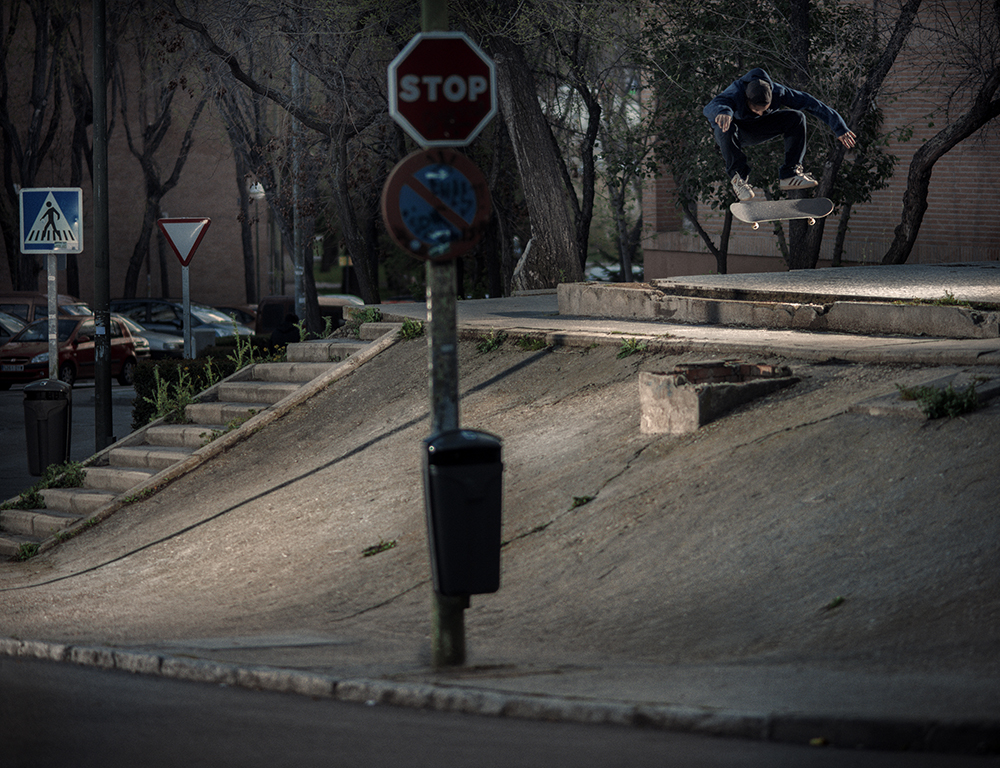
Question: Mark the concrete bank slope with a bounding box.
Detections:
[2,318,999,755]
[560,262,1000,340]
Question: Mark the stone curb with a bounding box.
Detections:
[454,326,1000,367]
[1,637,997,755]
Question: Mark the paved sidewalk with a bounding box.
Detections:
[3,263,1000,755]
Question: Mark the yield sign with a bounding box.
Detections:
[157,218,211,266]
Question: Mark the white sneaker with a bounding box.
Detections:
[779,166,818,191]
[731,174,755,201]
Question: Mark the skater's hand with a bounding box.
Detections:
[837,130,857,149]
[715,114,732,132]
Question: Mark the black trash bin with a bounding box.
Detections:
[423,429,503,597]
[23,378,72,476]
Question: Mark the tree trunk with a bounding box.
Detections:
[803,0,923,267]
[883,67,1000,264]
[491,37,582,288]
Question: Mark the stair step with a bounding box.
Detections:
[286,339,367,363]
[108,444,194,471]
[1,507,83,537]
[0,533,40,559]
[144,423,218,449]
[251,362,334,383]
[216,380,301,404]
[81,466,157,494]
[359,322,402,341]
[41,488,118,515]
[185,402,267,425]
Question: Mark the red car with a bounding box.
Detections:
[0,316,140,389]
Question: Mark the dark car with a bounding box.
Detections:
[116,314,183,359]
[215,305,257,327]
[0,316,140,389]
[255,294,363,336]
[110,298,253,338]
[0,310,27,346]
[0,291,92,323]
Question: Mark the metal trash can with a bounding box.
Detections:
[23,378,72,476]
[423,429,503,596]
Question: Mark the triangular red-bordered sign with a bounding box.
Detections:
[157,218,211,267]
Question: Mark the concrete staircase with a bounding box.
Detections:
[0,327,400,559]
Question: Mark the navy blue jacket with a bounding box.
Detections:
[703,68,850,136]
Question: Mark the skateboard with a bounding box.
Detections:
[730,197,834,230]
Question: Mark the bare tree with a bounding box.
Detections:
[882,0,1000,264]
[115,4,207,299]
[0,0,72,289]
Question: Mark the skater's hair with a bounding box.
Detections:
[745,78,772,107]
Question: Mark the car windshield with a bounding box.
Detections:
[14,318,80,343]
[0,311,26,335]
[116,315,146,335]
[190,305,237,325]
[60,304,93,316]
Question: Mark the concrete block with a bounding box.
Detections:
[640,362,798,434]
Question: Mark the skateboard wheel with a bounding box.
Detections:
[807,217,816,225]
[751,222,759,230]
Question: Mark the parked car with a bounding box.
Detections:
[116,314,183,359]
[0,310,27,346]
[255,294,364,336]
[0,291,92,323]
[110,298,253,338]
[215,305,257,327]
[0,315,140,389]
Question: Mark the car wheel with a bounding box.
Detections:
[117,358,137,386]
[58,362,76,386]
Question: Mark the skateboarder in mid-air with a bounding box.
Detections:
[704,68,857,202]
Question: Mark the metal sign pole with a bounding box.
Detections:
[182,266,192,359]
[426,258,465,667]
[420,0,467,670]
[46,254,57,380]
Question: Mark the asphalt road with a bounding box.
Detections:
[0,382,137,502]
[0,657,989,768]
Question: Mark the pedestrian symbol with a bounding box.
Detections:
[19,188,83,254]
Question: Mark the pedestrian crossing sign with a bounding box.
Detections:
[19,187,83,254]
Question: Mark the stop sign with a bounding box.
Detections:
[388,32,496,147]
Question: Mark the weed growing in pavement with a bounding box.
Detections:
[144,366,197,424]
[516,335,548,352]
[121,486,162,505]
[200,410,261,446]
[361,539,397,557]
[398,318,425,340]
[896,382,980,419]
[571,495,594,509]
[617,338,648,358]
[343,307,383,338]
[476,330,508,353]
[0,462,87,512]
[13,542,39,561]
[53,517,98,543]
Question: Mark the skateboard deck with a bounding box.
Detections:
[730,198,834,229]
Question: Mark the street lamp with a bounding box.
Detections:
[249,182,266,302]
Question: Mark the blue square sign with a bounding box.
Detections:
[19,187,83,254]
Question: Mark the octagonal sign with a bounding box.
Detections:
[388,31,496,147]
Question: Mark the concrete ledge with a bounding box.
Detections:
[640,362,799,434]
[558,282,1000,339]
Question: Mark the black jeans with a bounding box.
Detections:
[712,110,808,181]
